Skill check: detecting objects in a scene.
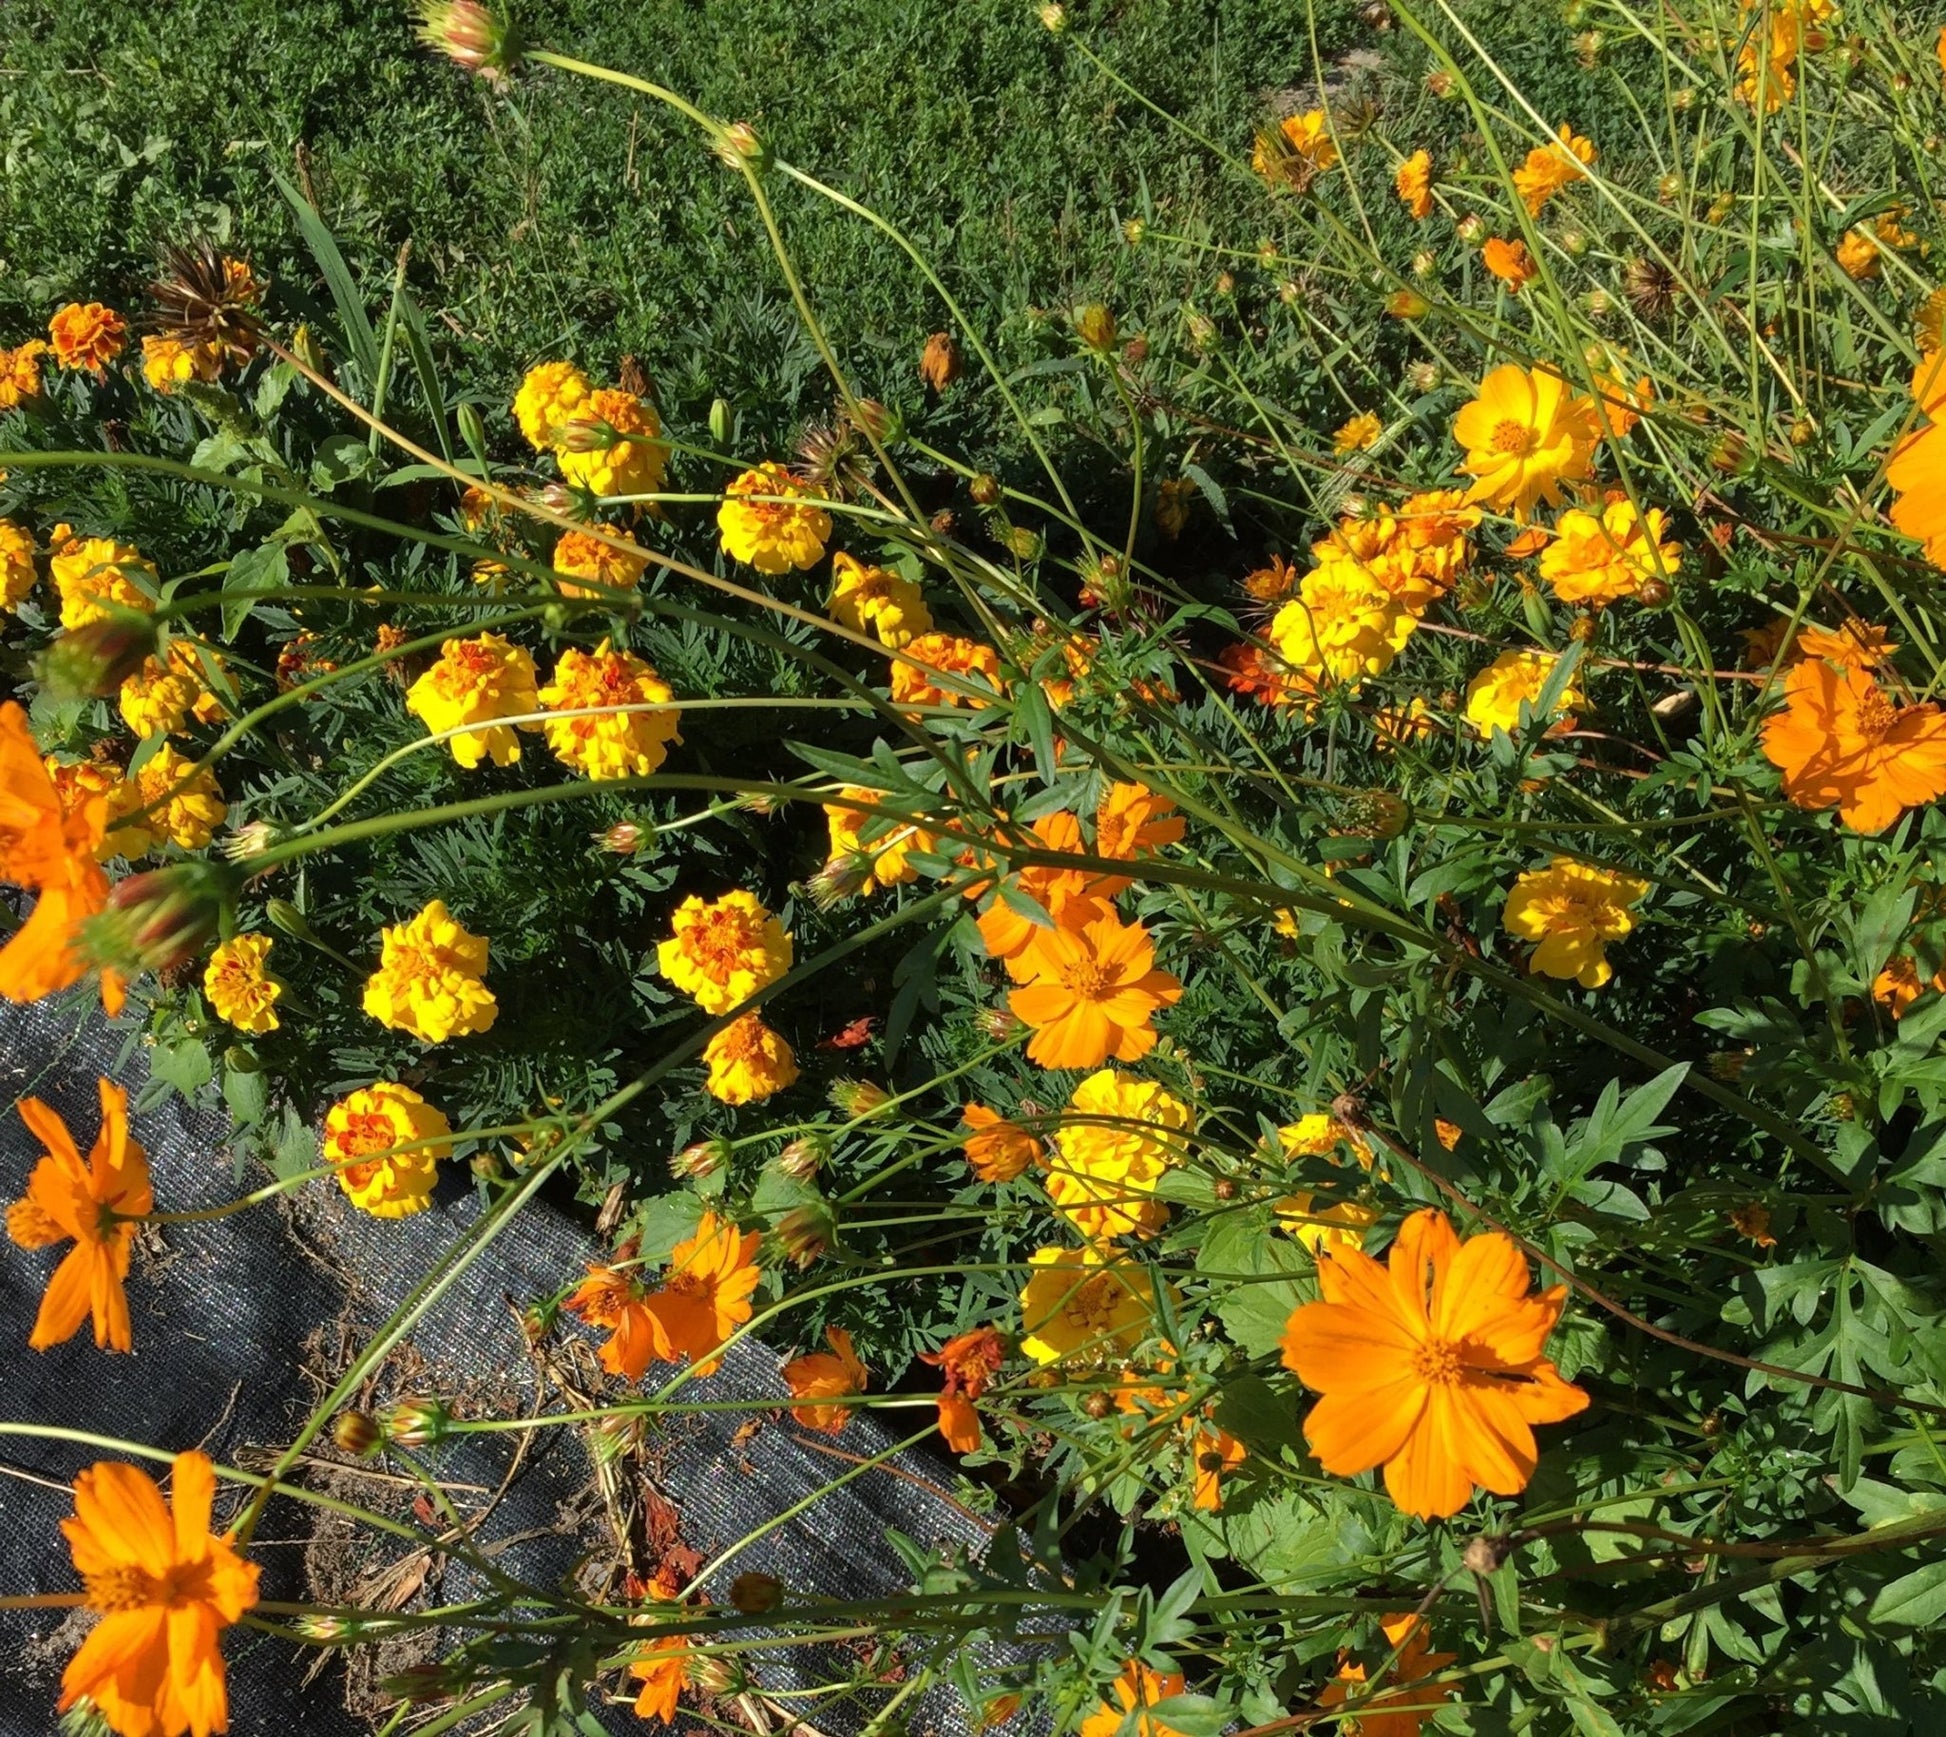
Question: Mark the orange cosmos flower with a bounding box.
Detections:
[0,701,122,1013]
[1093,782,1184,897]
[921,1325,1006,1453]
[1452,364,1599,520]
[1887,353,1946,571]
[1511,123,1596,217]
[59,1450,259,1737]
[1760,657,1946,833]
[629,1634,692,1723]
[48,302,127,376]
[781,1325,868,1433]
[1007,909,1182,1070]
[961,1104,1044,1182]
[1279,1208,1588,1519]
[1079,1662,1191,1737]
[1394,150,1433,220]
[974,810,1111,962]
[642,1210,763,1377]
[1316,1613,1457,1737]
[1190,1422,1248,1511]
[1481,237,1537,293]
[564,1262,659,1381]
[7,1079,150,1353]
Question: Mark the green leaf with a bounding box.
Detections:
[273,169,381,385]
[150,1037,213,1099]
[221,543,290,642]
[1866,1559,1946,1629]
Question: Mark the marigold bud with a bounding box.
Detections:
[1212,1176,1238,1201]
[1636,577,1672,608]
[708,398,733,448]
[1455,214,1485,244]
[1561,228,1590,257]
[849,397,897,444]
[383,1396,451,1449]
[456,402,488,457]
[919,332,962,393]
[1003,525,1042,561]
[688,1652,745,1697]
[220,820,280,862]
[1426,69,1456,97]
[1585,288,1616,318]
[730,1572,785,1614]
[333,1411,382,1457]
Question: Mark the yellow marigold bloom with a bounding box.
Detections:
[0,339,49,409]
[961,1103,1044,1182]
[48,525,158,629]
[822,786,938,892]
[44,756,131,864]
[1502,856,1648,987]
[890,632,1005,709]
[1252,108,1340,188]
[1512,124,1596,216]
[1269,563,1416,694]
[1465,649,1583,739]
[551,523,649,598]
[1047,1068,1192,1243]
[703,1012,799,1104]
[204,933,282,1033]
[782,1325,869,1434]
[556,387,669,500]
[538,640,682,780]
[1019,1244,1155,1365]
[1395,149,1433,219]
[1537,500,1680,607]
[717,462,832,573]
[59,1450,260,1737]
[0,518,35,610]
[125,744,226,852]
[1274,1191,1378,1256]
[829,550,932,648]
[1333,410,1383,454]
[1452,364,1599,520]
[1278,1112,1374,1170]
[139,334,219,393]
[362,899,497,1042]
[513,359,592,450]
[48,302,126,375]
[1836,229,1880,280]
[405,632,542,769]
[1481,237,1537,293]
[1079,1663,1190,1737]
[658,889,792,1013]
[117,642,226,738]
[322,1081,453,1217]
[1241,552,1300,604]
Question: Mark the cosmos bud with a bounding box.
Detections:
[333,1411,382,1457]
[82,862,235,978]
[36,612,159,700]
[383,1396,452,1449]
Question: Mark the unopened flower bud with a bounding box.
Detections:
[598,820,648,855]
[830,1079,891,1118]
[82,862,236,979]
[1038,2,1068,30]
[777,1203,834,1269]
[1405,360,1441,393]
[849,397,898,444]
[383,1396,451,1449]
[292,324,327,374]
[714,122,770,172]
[1386,289,1431,319]
[1003,525,1042,562]
[1561,228,1590,258]
[1426,69,1457,97]
[1657,171,1683,204]
[1329,789,1410,840]
[969,472,1002,507]
[919,333,962,393]
[1636,577,1672,608]
[709,398,733,448]
[220,820,280,862]
[978,1007,1024,1042]
[777,1136,827,1183]
[1215,270,1236,296]
[806,852,874,909]
[384,1662,458,1703]
[1585,288,1616,318]
[1455,214,1485,244]
[730,1572,785,1614]
[295,1614,353,1642]
[671,1137,732,1182]
[412,0,521,84]
[1083,1391,1115,1420]
[1212,1176,1238,1201]
[1122,218,1146,245]
[1411,249,1437,280]
[456,402,488,458]
[36,612,159,700]
[334,1411,382,1457]
[1075,303,1119,354]
[688,1652,745,1697]
[470,1152,504,1181]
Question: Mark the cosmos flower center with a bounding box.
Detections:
[1412,1336,1464,1385]
[85,1560,208,1613]
[1058,956,1112,998]
[1854,685,1898,741]
[1490,418,1536,456]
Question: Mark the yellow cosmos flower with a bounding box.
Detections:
[1269,563,1416,694]
[513,360,592,450]
[48,302,126,375]
[556,388,669,500]
[203,933,282,1033]
[1481,237,1537,293]
[1836,230,1880,280]
[1048,1069,1193,1244]
[0,519,35,611]
[537,640,682,780]
[1465,649,1583,739]
[48,525,158,630]
[1252,108,1339,189]
[1502,856,1648,987]
[362,899,497,1043]
[702,1012,799,1104]
[1452,365,1599,520]
[117,642,228,739]
[552,523,649,598]
[322,1082,453,1217]
[717,463,832,573]
[658,890,792,1014]
[1278,1112,1374,1170]
[0,339,49,409]
[405,633,542,769]
[1538,500,1679,607]
[140,334,220,393]
[828,551,932,648]
[1018,1244,1156,1365]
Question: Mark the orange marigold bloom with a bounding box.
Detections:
[140,336,220,394]
[717,462,831,573]
[658,889,792,1014]
[961,1104,1044,1182]
[1253,108,1339,190]
[556,387,668,501]
[644,1210,763,1377]
[1334,410,1384,454]
[1093,783,1184,897]
[921,1325,1006,1453]
[59,1450,259,1737]
[1280,1208,1588,1519]
[1760,657,1946,833]
[629,1635,692,1723]
[1007,909,1182,1070]
[7,1079,149,1352]
[1481,237,1537,293]
[1316,1613,1457,1737]
[1873,954,1945,1017]
[48,302,126,376]
[1511,123,1596,217]
[0,701,121,1013]
[702,1013,798,1104]
[552,523,649,598]
[781,1325,868,1433]
[1729,1202,1778,1249]
[891,632,1004,710]
[1079,1663,1190,1737]
[1394,150,1433,220]
[0,338,49,409]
